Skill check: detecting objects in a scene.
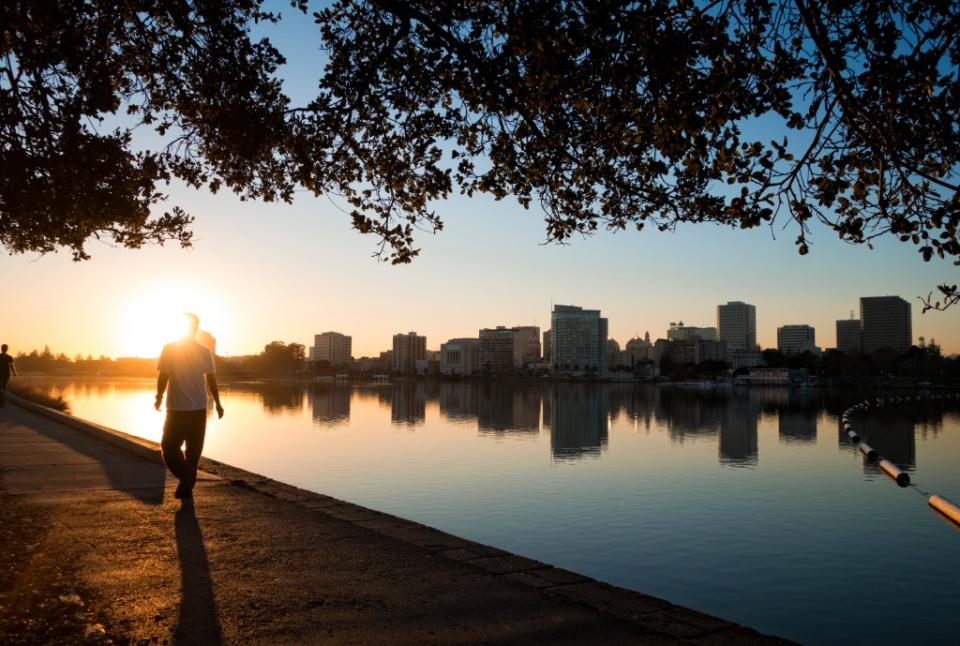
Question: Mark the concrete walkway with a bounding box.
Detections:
[0,400,787,644]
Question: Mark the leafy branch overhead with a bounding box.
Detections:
[2,1,958,295]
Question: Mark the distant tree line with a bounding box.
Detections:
[218,342,306,377]
[11,341,308,378]
[12,346,156,377]
[657,341,960,385]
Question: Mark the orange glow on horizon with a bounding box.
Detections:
[116,284,231,358]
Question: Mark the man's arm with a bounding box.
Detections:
[155,372,168,411]
[10,360,15,377]
[206,373,224,419]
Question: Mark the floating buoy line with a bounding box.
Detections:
[842,392,960,527]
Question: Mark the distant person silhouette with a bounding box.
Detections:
[0,344,16,407]
[155,314,224,499]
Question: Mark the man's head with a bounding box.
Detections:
[1,344,7,353]
[183,313,200,338]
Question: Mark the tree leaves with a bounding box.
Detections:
[1,0,958,301]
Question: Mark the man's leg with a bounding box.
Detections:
[161,412,190,483]
[0,376,8,406]
[180,410,208,496]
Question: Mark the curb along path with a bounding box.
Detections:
[1,396,789,644]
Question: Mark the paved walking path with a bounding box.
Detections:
[0,400,787,644]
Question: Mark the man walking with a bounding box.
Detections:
[155,314,224,499]
[0,344,16,407]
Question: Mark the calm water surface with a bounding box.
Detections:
[20,378,960,644]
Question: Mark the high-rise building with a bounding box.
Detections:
[718,301,757,353]
[440,338,479,376]
[551,305,608,374]
[309,331,352,366]
[777,325,817,354]
[392,332,426,373]
[836,318,862,354]
[860,296,912,353]
[667,324,718,342]
[479,327,517,374]
[478,326,541,373]
[543,330,552,362]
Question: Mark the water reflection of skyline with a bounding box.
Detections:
[25,378,958,468]
[546,385,609,461]
[309,387,350,426]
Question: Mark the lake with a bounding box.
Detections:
[16,377,960,644]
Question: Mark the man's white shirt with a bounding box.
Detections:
[158,339,216,411]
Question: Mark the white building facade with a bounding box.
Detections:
[309,331,352,366]
[440,338,479,375]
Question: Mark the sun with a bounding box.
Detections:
[118,285,228,358]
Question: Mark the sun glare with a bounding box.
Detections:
[118,286,229,358]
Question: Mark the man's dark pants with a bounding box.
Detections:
[0,375,9,406]
[161,410,207,490]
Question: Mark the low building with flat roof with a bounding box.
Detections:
[777,325,817,355]
[440,338,479,376]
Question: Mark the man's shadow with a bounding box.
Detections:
[174,502,223,645]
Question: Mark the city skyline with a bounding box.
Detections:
[2,277,956,360]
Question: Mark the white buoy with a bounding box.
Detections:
[847,429,861,443]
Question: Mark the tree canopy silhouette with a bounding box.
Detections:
[2,1,958,306]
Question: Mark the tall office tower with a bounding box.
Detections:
[543,330,552,362]
[478,327,517,373]
[551,305,609,374]
[836,318,862,354]
[392,332,426,373]
[309,331,353,366]
[777,325,817,354]
[860,296,912,353]
[718,301,757,352]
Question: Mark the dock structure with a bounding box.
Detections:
[0,397,788,644]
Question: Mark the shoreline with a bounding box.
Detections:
[13,372,960,391]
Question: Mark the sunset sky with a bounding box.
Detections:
[2,2,959,359]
